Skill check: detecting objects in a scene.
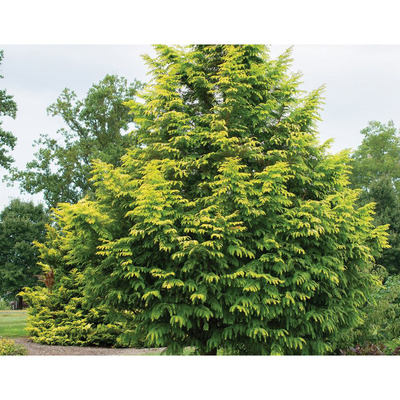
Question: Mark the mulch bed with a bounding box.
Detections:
[13,338,165,356]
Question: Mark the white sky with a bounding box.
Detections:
[1,45,400,209]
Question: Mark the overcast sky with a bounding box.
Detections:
[1,44,400,210]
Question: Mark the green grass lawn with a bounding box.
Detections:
[0,310,28,338]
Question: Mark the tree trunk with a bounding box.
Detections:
[17,296,23,310]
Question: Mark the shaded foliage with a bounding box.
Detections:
[350,121,400,274]
[337,271,400,352]
[0,50,17,170]
[0,199,49,301]
[339,343,398,355]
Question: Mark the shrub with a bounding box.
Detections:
[20,220,138,348]
[340,342,400,355]
[21,269,129,347]
[0,298,10,310]
[0,338,27,356]
[362,275,400,342]
[337,272,400,353]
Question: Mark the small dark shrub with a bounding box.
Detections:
[340,342,400,355]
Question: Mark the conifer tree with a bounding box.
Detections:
[27,45,388,354]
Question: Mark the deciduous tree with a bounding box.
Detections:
[0,50,17,170]
[0,199,49,303]
[10,74,143,208]
[350,121,400,274]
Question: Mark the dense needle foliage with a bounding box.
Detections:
[21,207,133,347]
[24,45,388,355]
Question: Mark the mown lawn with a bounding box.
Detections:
[0,310,28,338]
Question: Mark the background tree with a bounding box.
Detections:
[351,121,400,192]
[0,199,49,305]
[0,50,17,170]
[10,74,143,208]
[24,45,388,355]
[337,268,400,354]
[350,121,400,274]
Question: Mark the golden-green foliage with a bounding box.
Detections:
[0,338,27,355]
[21,203,140,348]
[26,45,389,354]
[21,269,129,347]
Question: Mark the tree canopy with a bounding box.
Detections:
[0,199,49,301]
[0,50,17,171]
[350,121,400,274]
[23,45,388,355]
[351,121,400,192]
[10,74,143,208]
